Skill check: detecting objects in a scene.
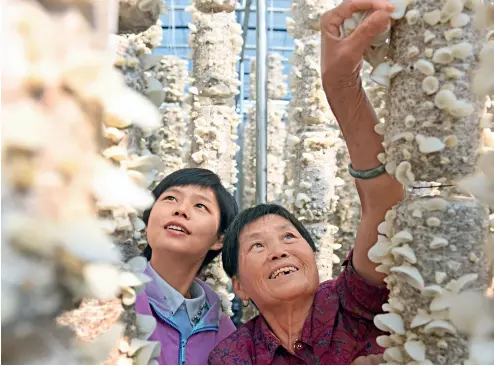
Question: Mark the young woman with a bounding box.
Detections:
[135,168,239,364]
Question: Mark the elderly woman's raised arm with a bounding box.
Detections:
[321,0,404,286]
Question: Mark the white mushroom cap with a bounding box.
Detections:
[119,271,152,294]
[389,0,409,19]
[376,335,393,348]
[391,244,417,264]
[390,265,425,291]
[422,285,444,297]
[430,291,454,312]
[449,290,494,336]
[136,313,158,340]
[429,236,449,249]
[370,62,391,87]
[384,347,404,363]
[83,263,120,300]
[368,237,391,263]
[423,320,457,335]
[415,135,445,153]
[405,340,426,362]
[447,273,478,293]
[129,339,161,364]
[411,309,433,328]
[391,230,413,246]
[469,338,494,365]
[374,313,406,335]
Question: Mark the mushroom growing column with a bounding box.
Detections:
[2,0,160,363]
[187,0,243,316]
[148,56,189,182]
[56,15,165,365]
[285,2,342,280]
[446,10,494,365]
[362,1,491,364]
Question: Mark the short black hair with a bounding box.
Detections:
[141,168,238,272]
[222,203,316,278]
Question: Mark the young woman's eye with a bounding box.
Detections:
[195,203,208,210]
[163,195,176,201]
[284,233,296,240]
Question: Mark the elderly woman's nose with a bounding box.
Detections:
[269,251,289,261]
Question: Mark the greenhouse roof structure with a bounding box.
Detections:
[155,0,294,102]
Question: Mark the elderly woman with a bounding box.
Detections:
[208,0,403,364]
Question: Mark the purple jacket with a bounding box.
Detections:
[135,272,236,365]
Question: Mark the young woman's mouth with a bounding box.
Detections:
[164,221,190,235]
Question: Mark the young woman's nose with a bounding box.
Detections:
[173,203,189,218]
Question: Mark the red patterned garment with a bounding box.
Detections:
[208,255,389,365]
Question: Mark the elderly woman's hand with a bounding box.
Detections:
[320,0,394,90]
[351,354,383,365]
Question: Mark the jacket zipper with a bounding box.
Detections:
[149,302,218,365]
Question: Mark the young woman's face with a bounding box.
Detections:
[146,185,222,261]
[233,214,319,309]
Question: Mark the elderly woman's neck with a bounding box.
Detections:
[150,252,201,297]
[262,295,314,352]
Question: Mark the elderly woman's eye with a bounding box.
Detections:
[284,233,296,240]
[251,243,263,249]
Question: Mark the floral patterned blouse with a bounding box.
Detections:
[208,252,389,365]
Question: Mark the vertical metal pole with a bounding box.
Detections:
[235,60,246,208]
[255,0,268,204]
[235,0,247,209]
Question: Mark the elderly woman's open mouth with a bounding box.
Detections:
[269,265,300,280]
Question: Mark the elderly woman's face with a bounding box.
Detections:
[234,214,319,308]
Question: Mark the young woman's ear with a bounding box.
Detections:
[210,234,224,251]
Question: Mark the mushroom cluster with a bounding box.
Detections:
[54,5,165,364]
[118,0,164,35]
[374,1,483,185]
[250,53,288,100]
[292,125,341,281]
[189,102,240,192]
[286,0,337,39]
[242,107,257,208]
[149,106,187,181]
[186,0,243,315]
[448,7,494,362]
[333,146,360,267]
[283,0,341,282]
[151,55,189,103]
[372,196,489,364]
[2,0,161,364]
[145,55,189,184]
[356,1,492,364]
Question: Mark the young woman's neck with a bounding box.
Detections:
[150,252,202,297]
[261,295,314,352]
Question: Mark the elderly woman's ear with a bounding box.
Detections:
[210,234,224,251]
[232,276,248,302]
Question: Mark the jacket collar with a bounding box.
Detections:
[142,263,222,329]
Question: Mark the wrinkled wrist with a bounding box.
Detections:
[323,76,363,102]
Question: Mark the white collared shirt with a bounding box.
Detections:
[146,262,208,331]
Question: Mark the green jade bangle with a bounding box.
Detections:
[348,163,386,180]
